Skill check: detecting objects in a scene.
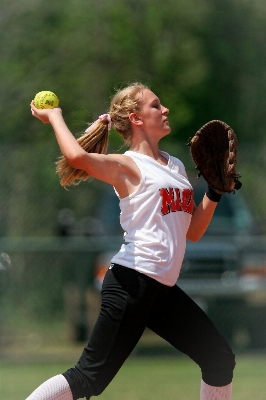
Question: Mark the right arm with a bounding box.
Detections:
[30,104,140,196]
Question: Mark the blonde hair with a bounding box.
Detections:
[56,82,149,187]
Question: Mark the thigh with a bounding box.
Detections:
[82,266,157,362]
[147,284,233,368]
[70,265,162,398]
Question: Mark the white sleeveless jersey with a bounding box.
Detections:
[111,150,194,286]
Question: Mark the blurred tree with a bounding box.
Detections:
[0,0,209,143]
[1,0,266,236]
[1,0,265,145]
[184,0,266,142]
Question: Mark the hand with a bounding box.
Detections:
[30,101,62,124]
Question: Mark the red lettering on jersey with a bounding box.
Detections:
[182,188,194,214]
[159,188,175,215]
[159,187,194,216]
[174,188,182,211]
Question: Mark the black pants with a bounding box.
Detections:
[63,264,235,399]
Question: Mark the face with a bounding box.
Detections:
[136,89,171,138]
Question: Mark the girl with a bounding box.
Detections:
[27,83,235,400]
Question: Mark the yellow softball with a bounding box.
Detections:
[33,91,59,109]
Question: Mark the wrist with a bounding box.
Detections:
[206,185,222,202]
[48,108,62,123]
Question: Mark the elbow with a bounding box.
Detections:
[67,155,81,169]
[65,151,86,169]
[187,235,200,243]
[186,231,203,242]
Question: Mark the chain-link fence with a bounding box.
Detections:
[0,237,122,357]
[1,236,266,361]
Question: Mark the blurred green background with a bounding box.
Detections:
[1,0,266,398]
[1,0,266,238]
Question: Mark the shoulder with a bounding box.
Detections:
[171,155,186,169]
[107,153,138,168]
[160,151,186,169]
[169,154,184,163]
[106,153,141,178]
[103,153,136,167]
[165,152,188,179]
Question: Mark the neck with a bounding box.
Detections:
[129,128,168,164]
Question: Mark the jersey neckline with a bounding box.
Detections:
[125,150,171,168]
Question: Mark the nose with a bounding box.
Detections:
[162,105,169,115]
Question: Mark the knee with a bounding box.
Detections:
[201,349,236,387]
[63,367,92,399]
[63,366,105,399]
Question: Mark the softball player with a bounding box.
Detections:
[28,83,235,400]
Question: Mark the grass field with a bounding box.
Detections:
[1,354,265,400]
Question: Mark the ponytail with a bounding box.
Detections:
[56,82,149,188]
[56,115,111,188]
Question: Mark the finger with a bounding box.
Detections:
[30,101,38,111]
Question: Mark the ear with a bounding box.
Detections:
[129,112,143,126]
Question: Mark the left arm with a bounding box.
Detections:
[186,194,218,242]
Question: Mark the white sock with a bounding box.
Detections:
[200,380,232,400]
[25,374,73,400]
